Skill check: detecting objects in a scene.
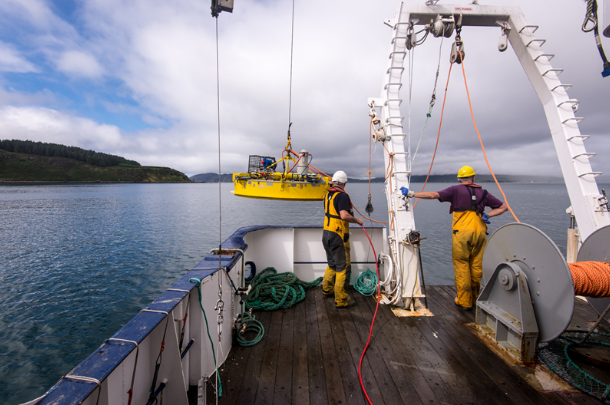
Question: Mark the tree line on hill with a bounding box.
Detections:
[0,139,140,168]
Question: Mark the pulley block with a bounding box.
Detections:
[450,40,465,64]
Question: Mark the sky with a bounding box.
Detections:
[0,0,608,181]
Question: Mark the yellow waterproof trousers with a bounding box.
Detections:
[451,210,487,308]
[322,230,351,307]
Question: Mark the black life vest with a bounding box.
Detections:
[451,185,488,215]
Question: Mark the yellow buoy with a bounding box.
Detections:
[232,172,330,201]
[232,151,330,201]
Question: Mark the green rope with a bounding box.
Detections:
[245,267,322,311]
[189,277,222,398]
[236,311,265,347]
[538,330,610,403]
[350,268,378,296]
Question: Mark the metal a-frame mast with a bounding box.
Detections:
[368,2,610,309]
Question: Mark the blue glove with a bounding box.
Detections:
[400,186,415,197]
[482,213,491,224]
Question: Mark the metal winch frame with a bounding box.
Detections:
[476,223,610,364]
[368,2,609,310]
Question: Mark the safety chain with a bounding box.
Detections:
[216,269,225,339]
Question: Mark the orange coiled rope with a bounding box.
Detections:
[569,262,610,298]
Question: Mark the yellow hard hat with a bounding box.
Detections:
[457,165,476,178]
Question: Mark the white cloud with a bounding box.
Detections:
[55,50,104,78]
[0,0,608,181]
[0,106,121,151]
[0,41,37,73]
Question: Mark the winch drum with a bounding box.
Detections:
[576,225,610,320]
[481,223,574,342]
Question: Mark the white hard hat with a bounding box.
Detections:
[332,170,348,184]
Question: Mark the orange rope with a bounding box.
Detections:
[414,63,453,208]
[352,204,389,224]
[458,54,520,222]
[569,262,610,298]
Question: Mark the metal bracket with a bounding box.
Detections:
[476,262,539,363]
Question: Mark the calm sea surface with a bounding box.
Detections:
[0,181,598,403]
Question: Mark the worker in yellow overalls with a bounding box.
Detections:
[404,166,508,308]
[322,171,363,308]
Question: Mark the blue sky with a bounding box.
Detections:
[0,0,609,180]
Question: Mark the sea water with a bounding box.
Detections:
[0,181,593,403]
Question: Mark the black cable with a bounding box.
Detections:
[583,0,610,77]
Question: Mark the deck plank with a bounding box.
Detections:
[274,308,295,405]
[421,287,517,405]
[323,293,367,405]
[349,291,406,405]
[314,289,347,405]
[427,286,558,405]
[206,285,609,405]
[362,292,470,405]
[292,299,309,405]
[358,293,453,405]
[358,297,443,404]
[306,288,329,405]
[254,309,283,403]
[215,343,250,404]
[233,310,272,404]
[343,294,386,404]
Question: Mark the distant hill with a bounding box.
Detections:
[190,173,234,182]
[190,172,562,184]
[0,149,191,183]
[0,139,140,167]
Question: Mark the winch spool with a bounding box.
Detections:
[478,223,610,363]
[481,223,574,342]
[576,224,610,320]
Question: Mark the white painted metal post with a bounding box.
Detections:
[505,10,610,242]
[369,2,423,309]
[372,3,609,255]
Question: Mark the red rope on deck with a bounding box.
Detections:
[569,261,610,298]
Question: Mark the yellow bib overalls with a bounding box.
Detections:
[451,187,489,308]
[322,190,352,307]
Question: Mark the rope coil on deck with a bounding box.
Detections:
[244,267,322,311]
[569,261,610,298]
[351,268,378,296]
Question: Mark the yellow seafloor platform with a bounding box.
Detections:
[232,173,330,201]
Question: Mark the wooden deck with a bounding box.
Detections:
[205,286,609,405]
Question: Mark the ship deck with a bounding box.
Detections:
[204,285,609,405]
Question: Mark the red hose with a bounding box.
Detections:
[358,225,380,405]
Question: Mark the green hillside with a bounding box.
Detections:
[0,149,191,183]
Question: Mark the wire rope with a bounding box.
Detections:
[412,36,444,166]
[458,54,520,222]
[213,17,224,403]
[287,0,296,141]
[413,62,453,208]
[215,18,223,256]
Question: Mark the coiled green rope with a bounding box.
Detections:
[245,267,322,311]
[236,311,265,347]
[351,268,378,296]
